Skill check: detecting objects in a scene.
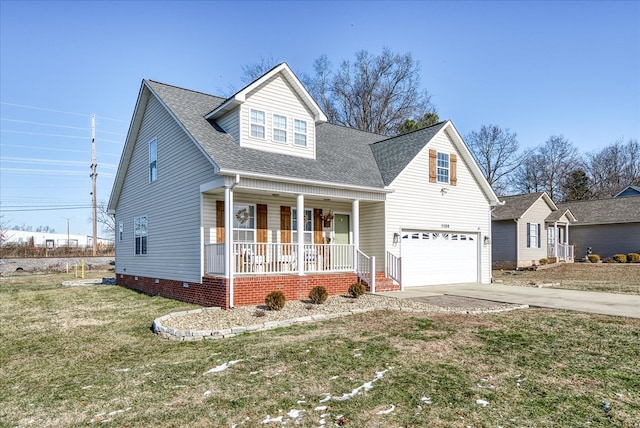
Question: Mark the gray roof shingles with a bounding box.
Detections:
[492,192,546,220]
[146,80,448,190]
[557,197,640,225]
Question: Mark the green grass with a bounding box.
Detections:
[1,273,639,427]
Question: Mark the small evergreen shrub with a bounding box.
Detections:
[627,253,640,263]
[612,254,627,263]
[348,282,366,298]
[265,290,286,311]
[587,254,600,263]
[308,286,329,304]
[539,258,548,265]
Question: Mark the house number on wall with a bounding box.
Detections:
[441,224,450,229]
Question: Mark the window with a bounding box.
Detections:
[437,152,449,183]
[547,227,555,245]
[292,208,312,244]
[527,222,540,248]
[233,204,255,242]
[250,109,265,139]
[118,221,123,241]
[149,139,157,183]
[273,114,287,143]
[294,119,307,146]
[134,216,148,255]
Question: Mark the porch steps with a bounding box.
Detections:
[360,272,400,292]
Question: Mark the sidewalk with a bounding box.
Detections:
[379,283,640,318]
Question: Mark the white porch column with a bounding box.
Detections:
[554,222,558,260]
[352,199,360,249]
[297,193,305,276]
[224,186,234,307]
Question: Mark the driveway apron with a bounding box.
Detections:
[379,283,640,318]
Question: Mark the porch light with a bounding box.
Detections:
[441,187,448,195]
[484,236,491,245]
[393,232,400,245]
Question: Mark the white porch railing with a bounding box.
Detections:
[205,243,356,275]
[547,243,574,261]
[386,251,401,284]
[356,249,375,293]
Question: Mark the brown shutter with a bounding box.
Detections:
[429,149,437,183]
[216,200,225,243]
[280,206,291,245]
[313,208,323,244]
[450,153,457,186]
[257,204,268,243]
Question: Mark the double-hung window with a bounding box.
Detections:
[292,208,313,244]
[149,139,157,183]
[250,109,265,139]
[118,221,123,241]
[294,119,307,146]
[273,114,287,143]
[527,223,540,248]
[233,204,255,242]
[134,216,148,255]
[437,152,449,183]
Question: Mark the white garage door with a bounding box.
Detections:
[401,231,478,286]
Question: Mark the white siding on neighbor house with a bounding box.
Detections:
[385,130,493,283]
[216,111,240,143]
[359,201,385,272]
[239,75,316,159]
[518,198,552,267]
[114,95,217,283]
[492,220,517,265]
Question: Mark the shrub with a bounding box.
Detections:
[348,282,366,298]
[628,253,640,263]
[264,291,286,311]
[539,258,548,265]
[308,286,329,304]
[612,254,627,263]
[587,254,600,263]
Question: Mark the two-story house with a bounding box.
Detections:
[108,63,500,308]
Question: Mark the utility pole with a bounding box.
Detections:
[91,114,98,256]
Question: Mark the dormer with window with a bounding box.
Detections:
[205,63,327,160]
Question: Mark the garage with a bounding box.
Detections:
[401,230,478,286]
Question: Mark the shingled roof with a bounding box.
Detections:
[492,192,552,220]
[146,80,388,189]
[557,197,640,225]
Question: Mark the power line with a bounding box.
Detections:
[0,117,90,131]
[1,156,117,169]
[1,168,115,177]
[0,143,120,157]
[1,206,93,212]
[0,129,124,144]
[0,101,128,123]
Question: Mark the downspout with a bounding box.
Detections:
[227,174,240,308]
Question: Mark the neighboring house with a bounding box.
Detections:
[492,192,576,269]
[557,197,640,259]
[108,63,500,309]
[614,185,640,198]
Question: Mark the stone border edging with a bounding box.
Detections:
[152,304,529,341]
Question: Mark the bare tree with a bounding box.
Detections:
[586,138,640,197]
[513,135,580,201]
[240,55,280,84]
[465,125,526,195]
[88,202,115,240]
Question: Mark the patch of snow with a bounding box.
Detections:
[82,385,93,390]
[353,353,362,357]
[114,368,130,372]
[249,370,262,375]
[475,399,489,407]
[333,368,391,401]
[203,359,243,374]
[319,394,332,403]
[314,406,327,411]
[329,375,339,380]
[204,390,212,397]
[287,409,304,418]
[420,397,432,404]
[261,415,283,424]
[377,404,395,415]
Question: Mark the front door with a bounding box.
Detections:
[334,214,350,244]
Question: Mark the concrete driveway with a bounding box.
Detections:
[379,283,640,319]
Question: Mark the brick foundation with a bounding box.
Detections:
[118,272,360,309]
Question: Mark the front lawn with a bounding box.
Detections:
[1,273,639,427]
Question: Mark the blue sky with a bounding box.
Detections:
[1,0,639,237]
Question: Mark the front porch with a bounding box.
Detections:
[547,242,574,263]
